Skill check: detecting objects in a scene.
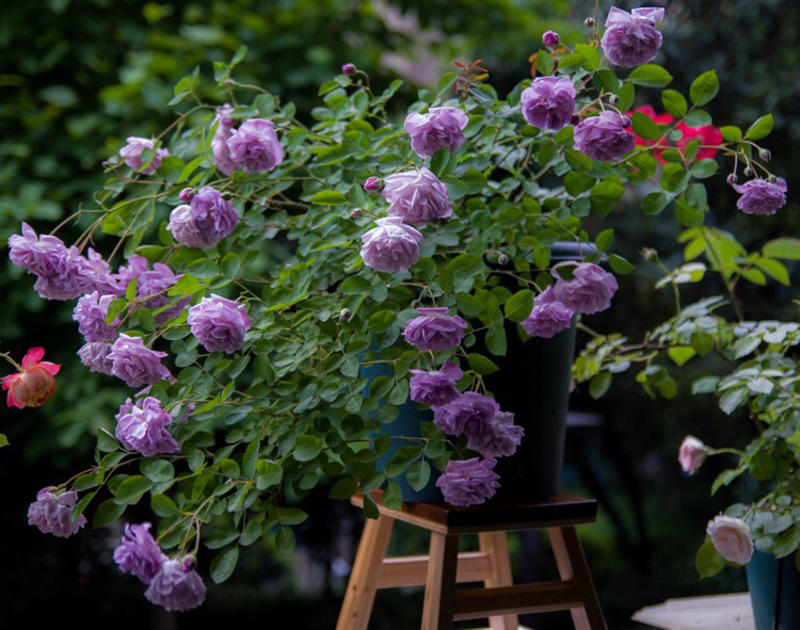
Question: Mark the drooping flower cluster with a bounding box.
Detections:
[115,255,186,325]
[382,168,452,224]
[211,105,284,175]
[114,522,164,583]
[27,487,86,538]
[600,6,664,68]
[731,177,788,215]
[2,347,61,409]
[552,263,618,315]
[187,295,251,354]
[403,307,467,351]
[107,335,172,388]
[574,111,635,162]
[404,106,468,158]
[522,286,574,339]
[436,458,500,507]
[409,361,462,407]
[167,186,239,249]
[360,217,424,273]
[73,292,118,343]
[520,77,576,131]
[115,396,180,456]
[119,137,170,175]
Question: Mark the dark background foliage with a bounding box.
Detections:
[1,1,798,628]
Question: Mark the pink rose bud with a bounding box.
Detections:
[363,176,383,192]
[2,347,61,409]
[178,188,195,203]
[542,30,560,49]
[678,435,706,474]
[351,209,362,218]
[341,63,356,76]
[706,515,753,565]
[726,173,738,185]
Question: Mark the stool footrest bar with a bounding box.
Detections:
[452,580,583,620]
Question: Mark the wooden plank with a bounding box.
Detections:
[631,593,754,630]
[421,532,460,630]
[335,514,394,630]
[376,552,490,588]
[452,580,582,619]
[548,526,607,630]
[479,532,519,630]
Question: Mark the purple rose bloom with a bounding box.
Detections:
[27,487,87,538]
[521,286,574,338]
[732,178,788,215]
[542,30,560,49]
[435,458,500,506]
[227,118,284,173]
[211,104,237,176]
[600,7,665,68]
[466,411,524,458]
[168,187,238,249]
[108,334,171,388]
[403,307,467,351]
[552,263,618,315]
[433,391,499,437]
[382,167,452,225]
[115,396,180,456]
[115,256,186,325]
[520,77,576,131]
[409,361,463,407]
[360,217,424,273]
[145,558,206,612]
[73,292,118,343]
[119,137,170,175]
[574,111,636,161]
[78,342,115,375]
[187,295,251,354]
[404,106,469,159]
[113,522,164,583]
[167,204,206,249]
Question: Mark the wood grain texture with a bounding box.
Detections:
[479,532,519,630]
[421,532,460,630]
[376,552,490,588]
[452,580,583,619]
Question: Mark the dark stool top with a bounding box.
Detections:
[352,492,597,535]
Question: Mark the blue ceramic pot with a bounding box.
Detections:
[747,550,800,630]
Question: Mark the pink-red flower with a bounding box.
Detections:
[626,105,722,164]
[2,347,61,409]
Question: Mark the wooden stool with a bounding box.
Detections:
[335,492,606,630]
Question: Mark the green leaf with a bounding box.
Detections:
[631,112,663,141]
[276,526,296,552]
[114,475,153,505]
[385,445,424,476]
[293,435,323,462]
[596,229,614,252]
[755,258,790,286]
[589,372,612,399]
[683,109,711,127]
[256,460,283,490]
[276,507,308,525]
[504,290,534,323]
[242,439,260,478]
[617,82,635,112]
[690,159,718,179]
[367,310,396,333]
[0,433,9,448]
[467,353,500,375]
[696,538,726,578]
[363,493,380,519]
[221,253,242,277]
[608,254,634,274]
[689,70,719,107]
[140,459,175,483]
[691,375,719,394]
[641,192,669,215]
[629,64,673,88]
[93,499,126,528]
[745,114,774,140]
[210,547,239,584]
[382,480,403,509]
[151,494,179,517]
[330,477,358,500]
[719,126,742,142]
[667,346,696,366]
[309,190,347,205]
[719,387,748,415]
[763,238,800,260]
[661,90,687,117]
[406,461,431,491]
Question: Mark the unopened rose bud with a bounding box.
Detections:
[744,167,753,177]
[351,209,361,218]
[584,17,595,28]
[542,30,560,50]
[181,556,196,571]
[497,254,509,266]
[608,94,618,105]
[678,435,706,475]
[341,63,356,76]
[641,247,658,262]
[570,114,581,126]
[726,173,738,185]
[621,117,631,128]
[339,308,351,320]
[759,148,772,162]
[363,176,382,192]
[178,188,195,203]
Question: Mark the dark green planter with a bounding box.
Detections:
[747,550,800,630]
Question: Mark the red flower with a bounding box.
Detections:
[626,105,673,163]
[1,348,61,409]
[676,121,723,160]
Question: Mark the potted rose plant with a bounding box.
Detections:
[3,5,788,615]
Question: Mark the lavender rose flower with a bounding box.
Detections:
[600,7,665,68]
[113,522,164,583]
[678,436,707,475]
[409,361,463,407]
[436,458,500,506]
[115,255,186,325]
[403,307,467,351]
[382,167,452,225]
[574,111,636,161]
[145,558,206,612]
[168,186,238,249]
[78,342,114,375]
[27,487,87,538]
[521,286,574,338]
[167,205,206,249]
[107,334,171,388]
[520,77,576,131]
[187,295,251,354]
[211,103,237,175]
[707,515,753,565]
[466,411,524,458]
[732,178,788,215]
[360,217,423,273]
[552,263,618,314]
[115,396,180,456]
[404,106,468,158]
[227,119,284,173]
[73,292,118,343]
[433,391,498,437]
[119,137,169,175]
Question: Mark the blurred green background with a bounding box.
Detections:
[1,0,799,628]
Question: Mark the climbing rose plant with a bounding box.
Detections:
[5,6,789,609]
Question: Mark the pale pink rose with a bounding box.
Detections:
[706,515,753,565]
[678,435,706,474]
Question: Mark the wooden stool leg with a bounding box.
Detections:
[336,514,395,630]
[421,532,460,630]
[479,532,519,630]
[547,526,607,630]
